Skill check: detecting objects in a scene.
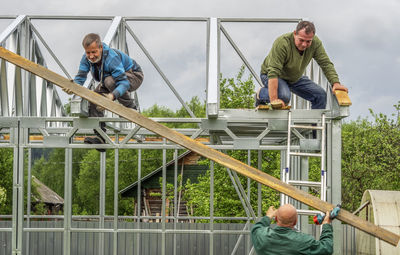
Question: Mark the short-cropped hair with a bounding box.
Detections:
[82,33,102,48]
[296,21,316,35]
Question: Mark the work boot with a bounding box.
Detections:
[96,105,105,112]
[270,100,283,109]
[84,136,106,152]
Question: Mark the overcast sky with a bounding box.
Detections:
[1,0,400,121]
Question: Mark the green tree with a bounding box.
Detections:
[0,186,6,206]
[183,151,281,222]
[220,65,255,109]
[73,148,175,215]
[143,96,206,129]
[0,149,14,214]
[341,102,400,211]
[32,150,65,197]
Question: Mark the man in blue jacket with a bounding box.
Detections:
[251,204,333,255]
[64,33,143,150]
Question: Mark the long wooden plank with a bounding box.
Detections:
[0,46,398,247]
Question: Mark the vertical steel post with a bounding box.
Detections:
[257,150,262,218]
[113,142,119,255]
[22,19,30,116]
[320,114,327,201]
[209,137,215,255]
[329,119,343,255]
[99,152,106,255]
[206,18,220,118]
[161,143,166,255]
[11,122,23,255]
[63,148,72,255]
[173,149,178,255]
[26,148,32,255]
[136,149,142,255]
[246,150,252,253]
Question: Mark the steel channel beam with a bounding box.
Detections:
[124,17,208,22]
[329,119,343,253]
[28,15,114,20]
[136,149,142,255]
[206,18,219,118]
[113,144,119,255]
[25,149,32,255]
[99,152,106,255]
[173,149,178,255]
[11,124,23,255]
[0,15,26,45]
[63,148,72,255]
[209,137,214,255]
[219,18,301,23]
[103,16,122,45]
[161,143,166,255]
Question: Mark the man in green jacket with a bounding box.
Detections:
[257,21,348,109]
[251,204,333,255]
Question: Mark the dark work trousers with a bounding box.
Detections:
[89,69,144,133]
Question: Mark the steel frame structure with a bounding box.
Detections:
[0,15,349,255]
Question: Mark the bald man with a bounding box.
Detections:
[251,204,333,255]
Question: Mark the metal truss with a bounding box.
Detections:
[0,15,349,255]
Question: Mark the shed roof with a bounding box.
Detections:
[119,151,207,197]
[32,176,64,205]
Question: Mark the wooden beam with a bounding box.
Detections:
[334,90,352,106]
[0,46,398,247]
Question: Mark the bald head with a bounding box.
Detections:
[276,204,297,228]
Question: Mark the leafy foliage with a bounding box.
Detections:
[0,149,14,214]
[183,151,281,222]
[220,65,255,109]
[142,96,205,129]
[0,186,6,206]
[341,102,400,211]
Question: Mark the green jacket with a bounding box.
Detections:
[251,216,333,255]
[261,32,340,85]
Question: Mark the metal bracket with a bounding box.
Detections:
[73,118,101,129]
[233,138,260,150]
[201,119,227,131]
[268,119,288,131]
[20,118,45,128]
[0,117,18,128]
[43,136,69,147]
[300,139,321,151]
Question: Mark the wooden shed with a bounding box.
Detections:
[32,176,64,215]
[119,151,208,221]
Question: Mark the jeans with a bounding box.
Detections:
[259,74,327,109]
[89,69,144,119]
[89,69,144,132]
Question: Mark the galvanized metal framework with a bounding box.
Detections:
[0,16,350,254]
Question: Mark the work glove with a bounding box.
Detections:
[95,93,114,112]
[62,79,75,95]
